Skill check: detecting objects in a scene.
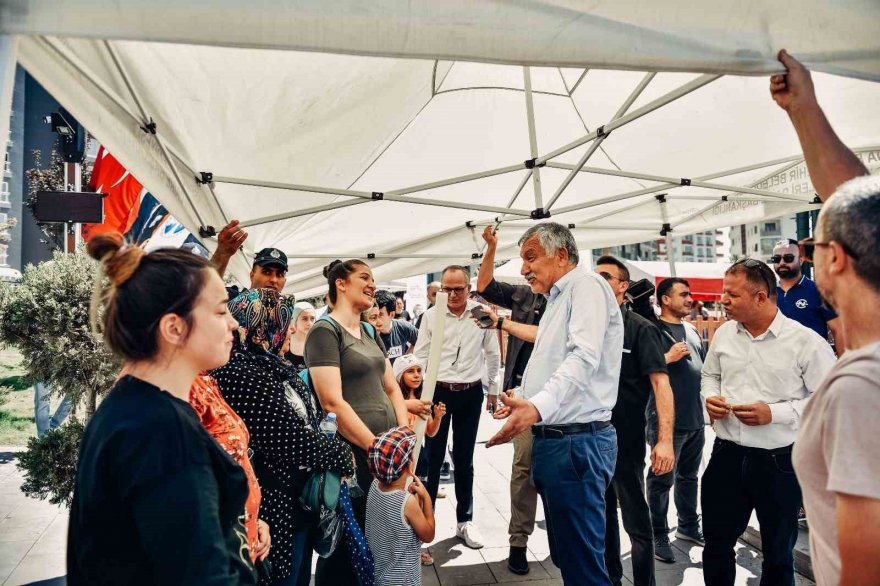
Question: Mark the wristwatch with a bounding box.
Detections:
[497,316,505,331]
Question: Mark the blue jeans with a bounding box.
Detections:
[532,424,617,586]
[34,382,73,438]
[272,530,313,586]
[701,439,801,586]
[646,427,705,537]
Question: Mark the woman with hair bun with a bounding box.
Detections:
[68,233,256,585]
[306,259,412,585]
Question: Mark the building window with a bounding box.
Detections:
[0,182,9,204]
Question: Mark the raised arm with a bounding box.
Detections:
[209,220,248,278]
[476,226,499,293]
[771,50,868,200]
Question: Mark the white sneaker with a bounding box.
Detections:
[456,521,485,549]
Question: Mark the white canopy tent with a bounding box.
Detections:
[2,1,879,297]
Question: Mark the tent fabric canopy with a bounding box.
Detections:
[3,2,880,297]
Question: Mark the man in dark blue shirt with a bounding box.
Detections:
[772,239,844,354]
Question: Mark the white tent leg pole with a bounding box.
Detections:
[545,72,655,211]
[537,74,720,165]
[0,36,17,164]
[410,292,448,480]
[522,67,544,211]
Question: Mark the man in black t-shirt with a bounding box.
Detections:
[375,290,418,364]
[596,256,675,586]
[475,227,545,575]
[648,278,706,564]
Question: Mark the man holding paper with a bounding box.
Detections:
[415,265,501,550]
[488,222,624,585]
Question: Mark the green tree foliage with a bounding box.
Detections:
[0,252,120,505]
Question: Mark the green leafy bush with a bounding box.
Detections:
[16,419,85,507]
[0,251,120,505]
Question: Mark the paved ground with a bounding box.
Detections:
[0,412,815,585]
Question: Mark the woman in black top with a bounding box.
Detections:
[213,288,354,586]
[68,233,255,585]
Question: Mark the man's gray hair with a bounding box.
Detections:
[822,174,880,292]
[518,222,579,266]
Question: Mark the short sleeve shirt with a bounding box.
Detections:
[613,307,668,450]
[380,319,419,365]
[304,318,396,438]
[777,276,837,340]
[648,321,705,432]
[793,341,880,586]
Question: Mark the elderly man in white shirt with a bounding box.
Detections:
[487,223,624,586]
[700,258,835,586]
[414,265,500,549]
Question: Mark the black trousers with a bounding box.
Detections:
[701,438,801,586]
[605,442,656,586]
[425,383,483,523]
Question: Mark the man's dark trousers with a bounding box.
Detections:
[425,383,482,522]
[605,439,656,586]
[532,424,617,586]
[647,426,705,538]
[701,438,801,586]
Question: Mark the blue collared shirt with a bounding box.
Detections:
[777,276,836,341]
[521,266,624,425]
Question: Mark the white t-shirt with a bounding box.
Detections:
[793,341,880,586]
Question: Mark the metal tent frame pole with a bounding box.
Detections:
[522,67,544,210]
[545,72,655,211]
[536,74,720,165]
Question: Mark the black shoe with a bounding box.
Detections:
[439,462,451,481]
[675,526,705,547]
[654,535,676,564]
[507,546,529,575]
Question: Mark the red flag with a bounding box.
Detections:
[82,146,144,241]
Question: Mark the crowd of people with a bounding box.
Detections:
[62,50,878,586]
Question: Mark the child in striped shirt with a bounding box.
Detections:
[366,426,436,586]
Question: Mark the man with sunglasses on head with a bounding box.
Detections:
[701,258,836,586]
[414,265,501,550]
[772,239,844,356]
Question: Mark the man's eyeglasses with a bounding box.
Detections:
[798,236,861,264]
[731,258,775,296]
[769,253,796,264]
[440,286,469,296]
[598,271,621,283]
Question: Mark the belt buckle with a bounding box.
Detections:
[539,426,564,439]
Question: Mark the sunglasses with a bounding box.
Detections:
[769,254,796,264]
[798,236,861,264]
[731,258,775,296]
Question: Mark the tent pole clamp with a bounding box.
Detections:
[530,207,551,219]
[140,118,157,135]
[524,158,546,169]
[196,172,214,185]
[660,223,673,236]
[372,192,384,200]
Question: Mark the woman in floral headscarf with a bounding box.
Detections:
[212,288,354,586]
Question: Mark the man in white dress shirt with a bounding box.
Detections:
[415,265,501,549]
[701,258,835,586]
[487,222,624,585]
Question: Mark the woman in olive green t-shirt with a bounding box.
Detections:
[305,259,414,585]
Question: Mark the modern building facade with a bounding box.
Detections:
[593,230,724,264]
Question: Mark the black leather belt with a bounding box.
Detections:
[436,380,481,392]
[716,438,793,456]
[532,421,612,438]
